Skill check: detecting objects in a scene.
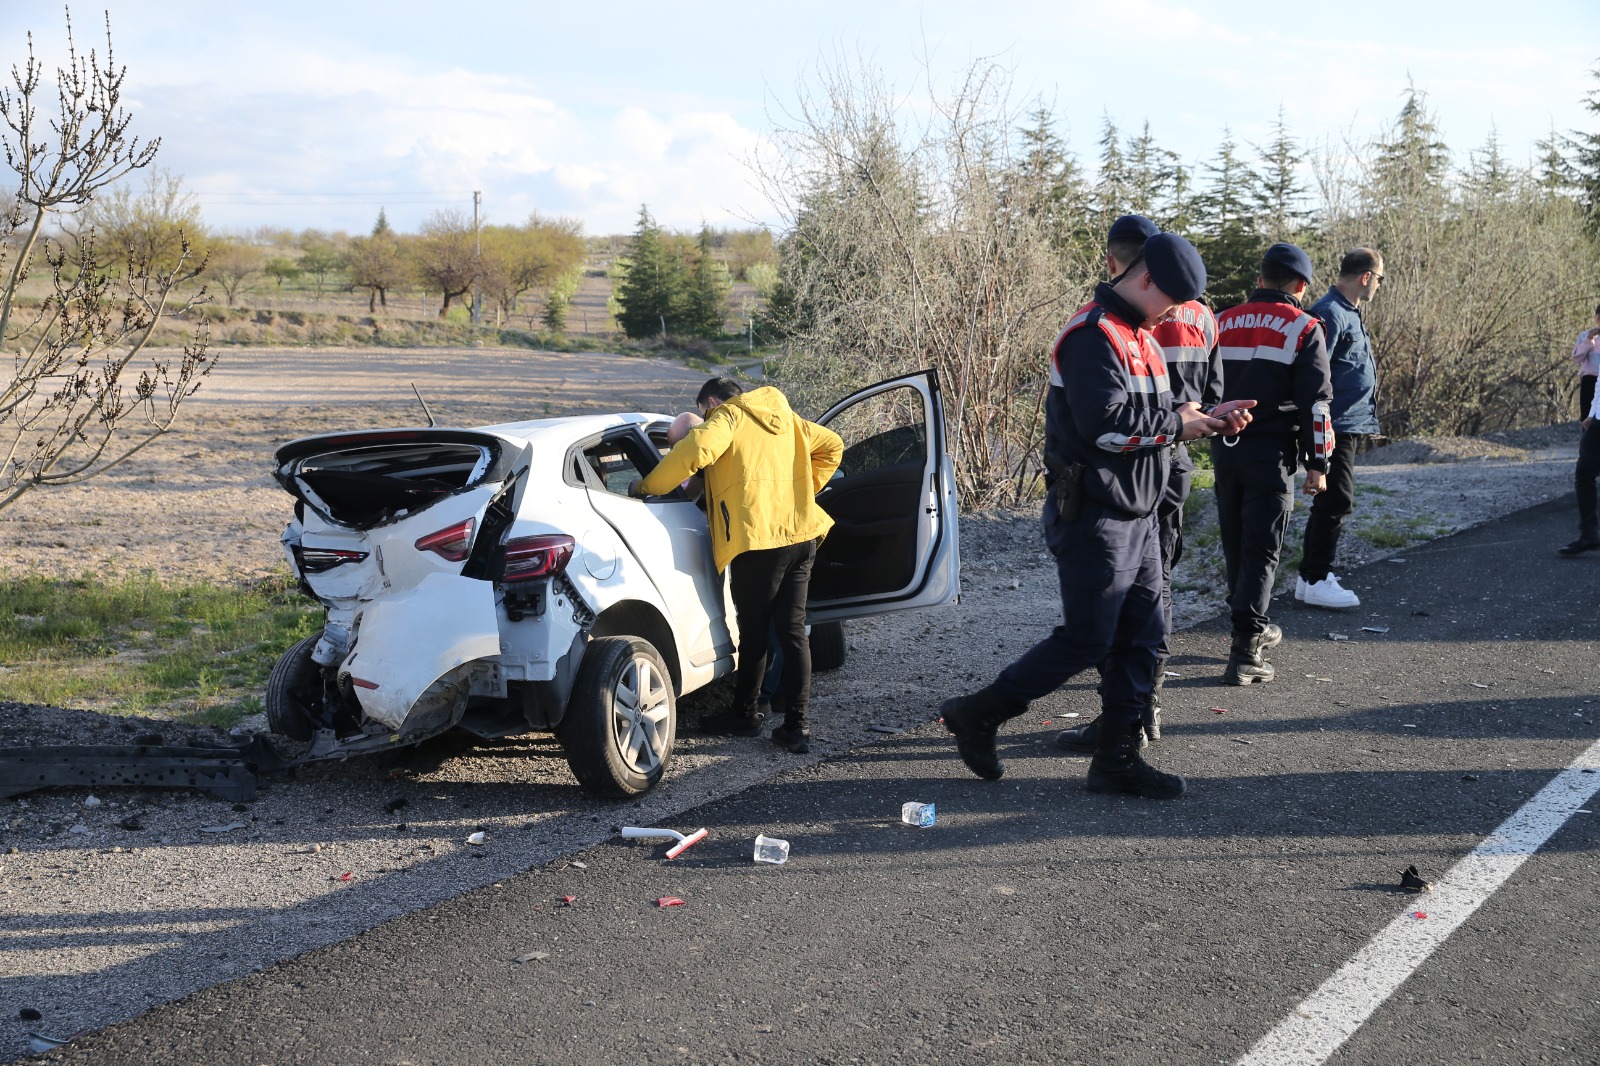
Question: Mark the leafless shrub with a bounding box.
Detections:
[0,11,212,514]
[754,56,1091,508]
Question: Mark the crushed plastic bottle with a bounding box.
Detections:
[901,802,936,828]
[752,834,790,864]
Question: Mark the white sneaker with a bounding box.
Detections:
[1301,573,1360,609]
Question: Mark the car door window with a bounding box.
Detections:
[580,436,654,497]
[812,384,929,600]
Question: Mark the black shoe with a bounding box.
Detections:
[1057,715,1150,753]
[698,709,765,737]
[1142,697,1162,743]
[941,684,1024,781]
[770,722,810,754]
[1258,624,1283,652]
[1223,629,1276,685]
[1086,722,1186,800]
[1558,538,1600,556]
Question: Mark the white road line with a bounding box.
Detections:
[1237,738,1600,1066]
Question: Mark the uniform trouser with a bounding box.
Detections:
[1576,419,1600,542]
[1154,451,1191,669]
[728,539,818,726]
[994,505,1164,731]
[1212,435,1296,636]
[1299,434,1361,585]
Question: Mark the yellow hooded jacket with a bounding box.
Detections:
[636,386,844,572]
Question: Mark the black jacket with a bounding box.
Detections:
[1046,283,1182,519]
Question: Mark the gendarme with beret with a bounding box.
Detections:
[1107,214,1159,244]
[1142,233,1207,304]
[1262,242,1314,285]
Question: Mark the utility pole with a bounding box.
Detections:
[471,190,482,327]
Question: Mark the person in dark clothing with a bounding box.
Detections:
[1560,383,1600,557]
[1297,248,1383,609]
[1212,243,1334,684]
[1056,215,1222,754]
[940,233,1255,800]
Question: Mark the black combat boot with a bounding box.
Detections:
[1222,629,1276,686]
[1086,719,1186,800]
[941,684,1026,780]
[1056,714,1148,754]
[1259,623,1282,653]
[1142,670,1164,742]
[1141,691,1162,743]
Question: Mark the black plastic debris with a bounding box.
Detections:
[1400,865,1433,893]
[18,1008,41,1021]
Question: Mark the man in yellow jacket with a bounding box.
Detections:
[632,378,843,753]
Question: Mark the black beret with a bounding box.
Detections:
[1107,214,1159,245]
[1263,242,1314,285]
[1143,233,1206,304]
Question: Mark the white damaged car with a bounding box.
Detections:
[268,370,961,797]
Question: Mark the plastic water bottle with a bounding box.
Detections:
[901,801,936,827]
[752,834,790,864]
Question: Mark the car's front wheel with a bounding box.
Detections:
[559,636,677,798]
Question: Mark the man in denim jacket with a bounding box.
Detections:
[1296,248,1383,609]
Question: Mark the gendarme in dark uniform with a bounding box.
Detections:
[940,233,1250,801]
[1211,242,1333,684]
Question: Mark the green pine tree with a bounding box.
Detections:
[615,205,687,339]
[1253,107,1309,242]
[1192,128,1264,309]
[682,225,732,337]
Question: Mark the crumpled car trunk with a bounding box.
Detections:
[274,429,520,530]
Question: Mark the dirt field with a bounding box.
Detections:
[0,346,715,584]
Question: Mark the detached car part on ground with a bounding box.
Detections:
[268,370,961,798]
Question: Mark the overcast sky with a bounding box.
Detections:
[4,1,1596,237]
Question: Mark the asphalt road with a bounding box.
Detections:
[35,498,1600,1065]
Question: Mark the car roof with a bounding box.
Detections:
[479,412,667,443]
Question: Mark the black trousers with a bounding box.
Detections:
[995,506,1163,731]
[1577,419,1600,541]
[1299,434,1361,585]
[727,539,818,727]
[1211,435,1296,636]
[1154,450,1191,668]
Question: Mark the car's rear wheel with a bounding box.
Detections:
[559,636,676,798]
[810,620,847,673]
[265,634,322,742]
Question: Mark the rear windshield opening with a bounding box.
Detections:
[292,443,493,528]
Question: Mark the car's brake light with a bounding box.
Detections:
[295,546,370,573]
[501,534,575,582]
[414,518,475,561]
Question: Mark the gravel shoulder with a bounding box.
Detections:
[0,347,1586,1056]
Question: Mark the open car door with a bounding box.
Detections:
[807,368,961,623]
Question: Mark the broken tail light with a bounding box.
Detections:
[415,518,476,561]
[501,534,575,583]
[295,546,370,573]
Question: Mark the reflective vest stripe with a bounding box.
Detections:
[1216,304,1313,367]
[1054,301,1173,452]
